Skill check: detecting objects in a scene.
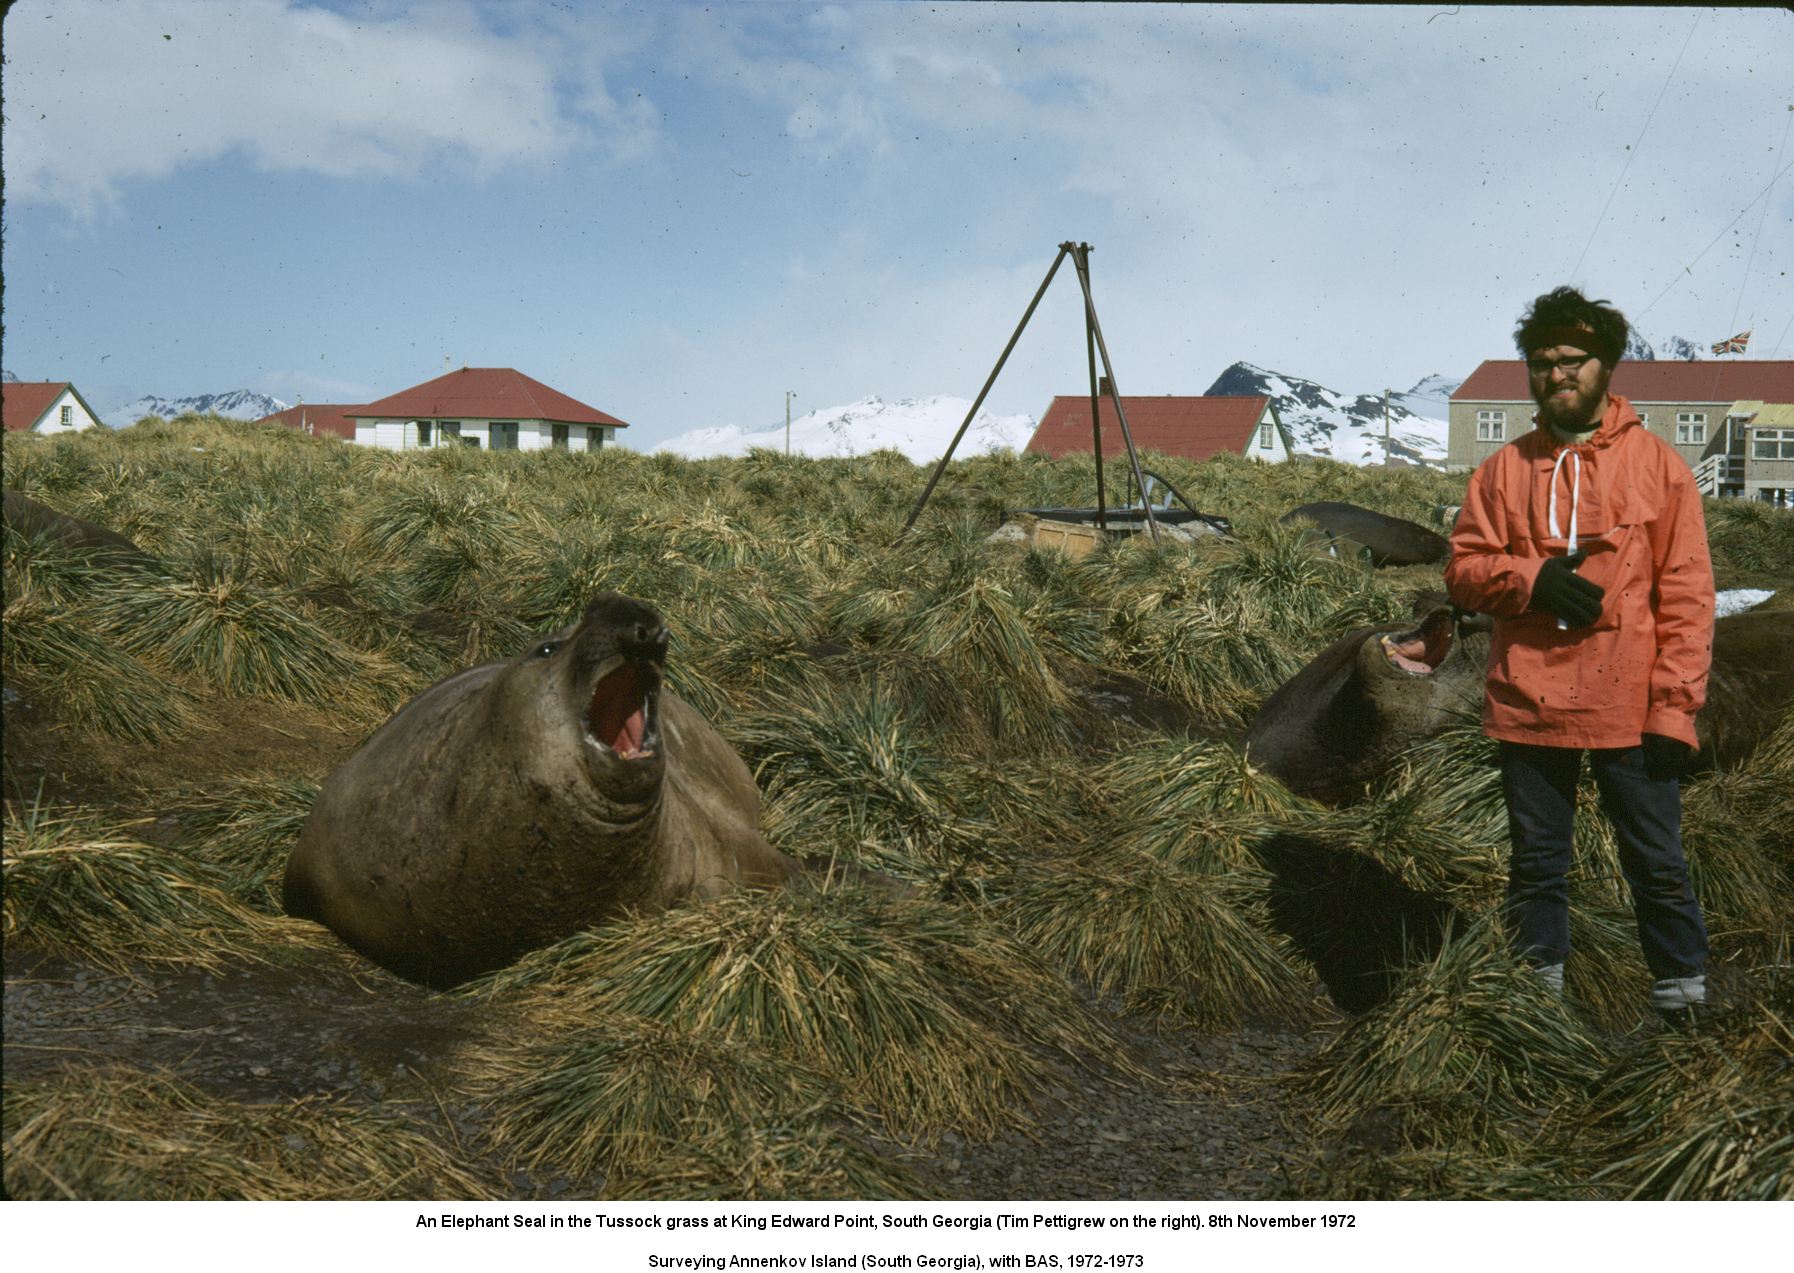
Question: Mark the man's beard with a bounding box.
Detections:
[1534,374,1610,433]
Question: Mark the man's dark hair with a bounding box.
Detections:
[1514,286,1629,364]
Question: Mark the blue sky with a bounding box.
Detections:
[4,1,1791,449]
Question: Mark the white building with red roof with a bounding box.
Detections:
[1449,359,1794,500]
[346,367,628,452]
[1024,392,1293,464]
[255,403,362,441]
[3,381,104,435]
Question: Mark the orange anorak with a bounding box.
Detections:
[1445,393,1714,749]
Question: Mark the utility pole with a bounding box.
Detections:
[785,390,797,454]
[1383,388,1392,464]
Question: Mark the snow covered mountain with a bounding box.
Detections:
[103,389,289,430]
[1625,331,1706,362]
[653,394,1036,464]
[1205,363,1452,467]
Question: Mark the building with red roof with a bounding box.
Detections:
[346,367,628,453]
[3,381,104,435]
[1024,393,1293,464]
[255,403,363,441]
[1449,359,1794,500]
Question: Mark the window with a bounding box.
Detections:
[60,405,73,427]
[1257,423,1273,450]
[460,436,481,449]
[551,424,569,449]
[439,421,460,444]
[490,422,519,451]
[1752,429,1794,461]
[1676,412,1707,445]
[1476,409,1506,442]
[1636,412,1650,427]
[588,427,604,450]
[417,421,432,447]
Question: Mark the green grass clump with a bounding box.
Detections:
[166,776,320,912]
[1295,921,1611,1161]
[468,1011,865,1186]
[462,883,1126,1146]
[996,838,1313,1028]
[2,802,312,972]
[3,1066,492,1200]
[2,589,199,742]
[95,548,402,709]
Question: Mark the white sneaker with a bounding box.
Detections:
[1650,975,1706,1011]
[1534,963,1565,997]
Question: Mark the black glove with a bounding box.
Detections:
[1642,733,1694,782]
[1529,550,1604,628]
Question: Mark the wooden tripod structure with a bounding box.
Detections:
[897,241,1160,544]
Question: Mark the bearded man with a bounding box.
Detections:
[1445,285,1716,1023]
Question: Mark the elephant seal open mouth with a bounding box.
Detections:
[1246,606,1792,805]
[283,591,797,988]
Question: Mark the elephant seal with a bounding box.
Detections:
[2,488,158,570]
[1244,607,1490,804]
[1245,607,1794,804]
[1279,501,1448,567]
[283,592,799,987]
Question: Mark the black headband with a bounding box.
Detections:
[1527,325,1619,363]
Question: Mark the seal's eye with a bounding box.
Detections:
[533,640,562,660]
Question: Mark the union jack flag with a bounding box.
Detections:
[1710,330,1751,356]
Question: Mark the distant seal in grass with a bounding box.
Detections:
[283,592,799,988]
[1278,501,1449,567]
[2,488,158,570]
[1244,607,1794,805]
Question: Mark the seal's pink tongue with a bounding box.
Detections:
[589,666,648,756]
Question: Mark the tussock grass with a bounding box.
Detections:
[1681,717,1794,960]
[1579,967,1793,1199]
[996,839,1313,1028]
[167,776,319,912]
[468,1012,855,1183]
[734,683,984,878]
[606,1119,934,1200]
[1296,920,1611,1155]
[7,420,1791,1201]
[2,802,313,972]
[3,1065,492,1200]
[97,548,404,708]
[2,589,199,741]
[1705,497,1794,578]
[461,884,1127,1146]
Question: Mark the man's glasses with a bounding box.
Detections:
[1527,353,1597,378]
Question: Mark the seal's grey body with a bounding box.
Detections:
[283,593,796,987]
[2,489,158,570]
[1279,501,1448,567]
[1246,607,1793,804]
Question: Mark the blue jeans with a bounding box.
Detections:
[1498,741,1708,981]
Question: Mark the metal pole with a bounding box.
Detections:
[786,390,795,455]
[897,243,1073,541]
[1383,389,1391,465]
[1069,242,1159,544]
[1084,268,1107,534]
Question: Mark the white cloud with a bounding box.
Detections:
[1,0,653,215]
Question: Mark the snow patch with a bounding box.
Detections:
[652,394,1035,464]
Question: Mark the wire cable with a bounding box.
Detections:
[1570,10,1703,283]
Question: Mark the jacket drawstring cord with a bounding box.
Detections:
[1547,447,1582,631]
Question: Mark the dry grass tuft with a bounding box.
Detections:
[1296,920,1611,1156]
[605,1119,935,1200]
[3,1065,492,1200]
[3,802,318,972]
[461,883,1126,1146]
